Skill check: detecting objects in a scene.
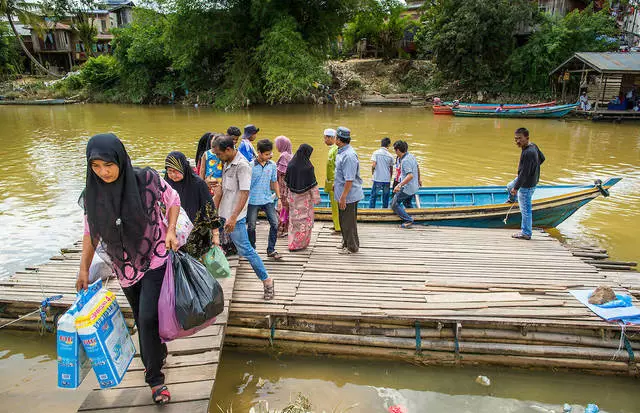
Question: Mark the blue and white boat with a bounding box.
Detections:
[451,103,579,118]
[315,178,621,228]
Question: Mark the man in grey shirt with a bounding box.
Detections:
[334,126,364,254]
[391,140,419,228]
[369,137,394,208]
[212,135,274,300]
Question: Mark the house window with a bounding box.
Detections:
[101,20,107,33]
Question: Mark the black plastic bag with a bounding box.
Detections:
[171,250,225,330]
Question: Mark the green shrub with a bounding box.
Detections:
[80,55,120,91]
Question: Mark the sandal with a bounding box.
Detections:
[511,232,531,240]
[267,251,283,260]
[152,385,171,405]
[263,280,275,301]
[399,222,413,229]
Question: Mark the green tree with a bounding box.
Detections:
[257,17,329,104]
[1,0,60,76]
[343,0,410,58]
[416,0,539,88]
[0,21,22,78]
[507,6,619,92]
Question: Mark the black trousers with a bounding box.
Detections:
[338,202,360,252]
[122,263,167,387]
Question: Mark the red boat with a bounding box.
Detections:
[432,101,557,115]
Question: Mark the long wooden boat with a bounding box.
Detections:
[314,178,621,228]
[452,103,578,118]
[432,100,556,115]
[0,98,74,105]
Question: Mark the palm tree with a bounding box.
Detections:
[1,0,60,76]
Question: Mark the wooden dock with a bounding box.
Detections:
[0,222,639,411]
[226,223,640,376]
[0,242,237,413]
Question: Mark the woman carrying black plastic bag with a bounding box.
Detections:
[76,134,179,405]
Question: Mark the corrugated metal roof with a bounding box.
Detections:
[575,52,640,73]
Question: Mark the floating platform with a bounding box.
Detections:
[0,223,638,412]
[226,223,640,376]
[0,242,237,413]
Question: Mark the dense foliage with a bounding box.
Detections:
[416,0,540,89]
[507,6,619,92]
[0,22,22,78]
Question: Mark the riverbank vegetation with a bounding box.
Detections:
[0,0,623,105]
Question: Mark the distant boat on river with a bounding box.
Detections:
[451,103,578,118]
[432,101,557,115]
[314,178,621,228]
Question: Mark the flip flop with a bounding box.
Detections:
[152,385,171,405]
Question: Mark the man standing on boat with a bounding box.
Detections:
[334,127,364,254]
[391,140,419,229]
[323,128,341,233]
[369,137,394,208]
[507,127,545,240]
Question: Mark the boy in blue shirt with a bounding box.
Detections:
[247,139,282,260]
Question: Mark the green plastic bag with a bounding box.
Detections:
[202,246,231,278]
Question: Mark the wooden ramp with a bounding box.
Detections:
[227,223,640,375]
[0,244,237,413]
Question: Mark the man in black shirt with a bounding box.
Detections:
[506,127,545,240]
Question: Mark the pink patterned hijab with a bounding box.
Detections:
[275,135,293,174]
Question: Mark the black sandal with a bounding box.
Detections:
[152,385,171,405]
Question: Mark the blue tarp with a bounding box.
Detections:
[570,289,640,324]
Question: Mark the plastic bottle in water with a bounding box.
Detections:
[585,404,599,413]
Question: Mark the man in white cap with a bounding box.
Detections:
[323,128,340,233]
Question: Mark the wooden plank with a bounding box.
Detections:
[79,380,214,411]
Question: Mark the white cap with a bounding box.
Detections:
[323,128,336,137]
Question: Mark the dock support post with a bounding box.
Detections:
[454,322,462,360]
[414,321,422,355]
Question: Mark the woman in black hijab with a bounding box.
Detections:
[165,151,220,257]
[195,132,214,172]
[284,144,321,251]
[76,133,179,405]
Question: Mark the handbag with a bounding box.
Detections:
[202,246,231,278]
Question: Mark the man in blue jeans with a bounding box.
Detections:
[369,137,394,208]
[507,127,545,240]
[391,140,419,229]
[212,135,274,300]
[247,139,282,260]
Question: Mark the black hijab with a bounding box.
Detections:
[195,132,214,167]
[285,144,318,194]
[82,133,165,281]
[164,151,213,223]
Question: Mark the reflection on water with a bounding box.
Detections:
[0,331,92,412]
[213,350,639,413]
[1,104,639,278]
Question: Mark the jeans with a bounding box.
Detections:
[391,189,415,224]
[228,217,269,281]
[247,203,279,254]
[122,263,167,388]
[518,186,536,237]
[393,181,413,208]
[369,181,391,208]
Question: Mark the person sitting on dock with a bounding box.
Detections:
[391,140,419,229]
[506,127,545,240]
[334,126,364,254]
[76,133,180,405]
[212,135,275,300]
[369,137,394,208]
